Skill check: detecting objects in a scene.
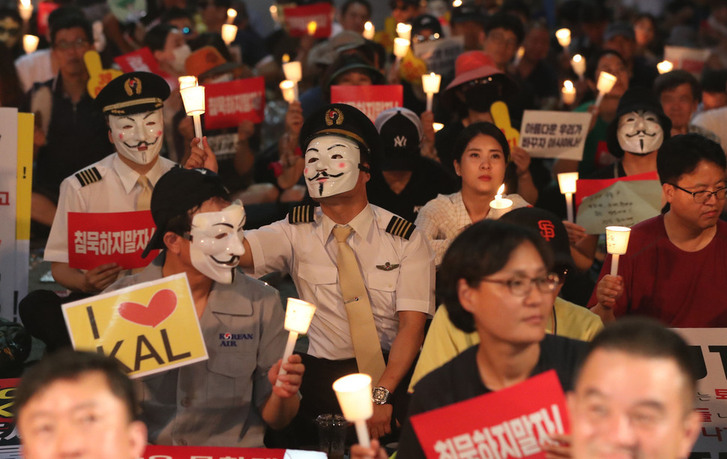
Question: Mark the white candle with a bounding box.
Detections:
[657,60,674,74]
[562,80,576,105]
[363,21,375,40]
[489,184,513,219]
[23,34,38,54]
[18,0,32,21]
[452,0,462,6]
[393,37,410,61]
[594,71,617,108]
[276,298,316,385]
[555,28,571,49]
[178,75,198,90]
[226,8,237,24]
[282,61,302,82]
[571,54,586,80]
[606,226,631,276]
[433,122,444,132]
[180,85,206,145]
[221,24,237,45]
[333,373,373,448]
[421,72,441,112]
[280,80,297,103]
[396,22,412,41]
[307,21,317,36]
[557,172,578,223]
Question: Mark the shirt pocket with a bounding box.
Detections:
[297,262,338,292]
[206,352,253,405]
[367,270,398,293]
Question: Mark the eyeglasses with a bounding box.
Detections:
[0,26,20,37]
[669,183,727,204]
[480,273,560,297]
[412,33,440,44]
[486,31,518,48]
[53,38,90,51]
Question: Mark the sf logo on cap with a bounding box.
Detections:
[538,220,555,241]
[325,108,344,126]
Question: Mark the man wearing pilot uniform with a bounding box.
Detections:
[238,104,435,442]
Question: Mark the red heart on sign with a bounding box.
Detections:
[118,289,177,327]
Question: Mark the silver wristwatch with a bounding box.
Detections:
[372,386,391,405]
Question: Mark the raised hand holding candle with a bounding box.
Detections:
[557,172,578,223]
[657,60,674,74]
[363,21,375,40]
[571,54,586,80]
[180,85,205,146]
[606,226,631,276]
[396,22,412,41]
[489,184,513,219]
[594,71,617,108]
[18,0,32,22]
[562,80,575,105]
[555,28,571,50]
[333,374,373,448]
[277,298,316,385]
[221,23,237,45]
[23,34,38,54]
[421,72,441,112]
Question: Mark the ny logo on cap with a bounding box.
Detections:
[394,135,407,147]
[124,77,143,97]
[538,220,555,241]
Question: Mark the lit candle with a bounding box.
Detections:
[221,23,237,45]
[277,298,316,386]
[452,0,462,6]
[594,71,617,108]
[178,75,197,90]
[562,80,576,105]
[657,60,674,74]
[393,37,410,62]
[571,54,586,81]
[280,79,297,103]
[269,5,279,23]
[226,8,237,24]
[396,23,412,41]
[557,172,578,223]
[282,60,302,101]
[605,226,631,277]
[180,85,206,146]
[23,34,38,54]
[433,122,444,132]
[421,72,441,112]
[307,20,317,36]
[333,374,373,448]
[363,21,375,40]
[555,28,571,49]
[18,0,32,22]
[513,45,525,66]
[489,184,513,219]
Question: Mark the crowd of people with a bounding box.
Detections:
[5,0,727,457]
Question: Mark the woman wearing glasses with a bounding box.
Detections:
[393,219,588,458]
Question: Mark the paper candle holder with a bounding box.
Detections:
[284,298,316,334]
[657,60,674,74]
[180,85,205,115]
[606,226,631,255]
[334,373,373,421]
[555,28,571,48]
[562,80,575,105]
[596,71,617,94]
[363,21,375,40]
[178,75,198,91]
[221,24,238,45]
[557,172,578,194]
[396,23,412,41]
[23,34,39,54]
[571,54,586,79]
[280,80,296,103]
[393,38,410,59]
[282,61,302,82]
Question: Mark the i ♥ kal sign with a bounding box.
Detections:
[62,273,208,378]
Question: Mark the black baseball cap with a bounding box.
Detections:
[500,207,574,271]
[141,167,229,258]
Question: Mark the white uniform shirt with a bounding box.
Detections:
[245,204,435,360]
[44,153,176,263]
[414,191,530,266]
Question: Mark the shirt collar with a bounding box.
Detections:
[113,154,167,194]
[321,204,375,242]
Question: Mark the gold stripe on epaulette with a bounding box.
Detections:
[74,167,102,187]
[385,216,415,240]
[288,205,314,224]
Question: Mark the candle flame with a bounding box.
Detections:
[19,0,30,8]
[563,80,574,90]
[572,54,583,63]
[433,122,444,132]
[497,184,505,196]
[227,8,237,19]
[282,53,290,63]
[452,0,462,6]
[307,21,317,36]
[657,60,673,74]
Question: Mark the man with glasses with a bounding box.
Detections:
[483,11,523,72]
[589,133,727,326]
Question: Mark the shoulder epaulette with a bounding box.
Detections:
[288,205,315,224]
[385,216,415,240]
[74,167,102,187]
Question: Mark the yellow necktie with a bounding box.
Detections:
[333,225,386,381]
[136,175,153,211]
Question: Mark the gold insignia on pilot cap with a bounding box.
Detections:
[123,77,142,97]
[325,108,344,126]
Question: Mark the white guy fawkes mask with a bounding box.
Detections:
[617,110,664,155]
[108,108,164,165]
[304,135,362,198]
[189,201,246,284]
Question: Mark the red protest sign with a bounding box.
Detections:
[411,370,569,459]
[37,2,59,37]
[330,85,404,121]
[283,2,332,38]
[575,171,659,207]
[68,211,158,270]
[143,445,286,458]
[204,76,265,130]
[114,47,163,74]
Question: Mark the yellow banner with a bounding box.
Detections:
[62,273,208,378]
[16,112,33,240]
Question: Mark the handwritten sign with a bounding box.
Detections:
[411,371,568,459]
[204,76,265,130]
[665,46,711,76]
[413,36,464,76]
[114,47,163,75]
[68,211,158,270]
[330,85,403,121]
[575,171,659,207]
[519,111,591,160]
[576,180,662,234]
[283,2,332,38]
[62,273,208,378]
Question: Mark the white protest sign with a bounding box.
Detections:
[675,328,727,457]
[0,108,19,322]
[576,180,662,234]
[518,110,591,160]
[664,46,711,76]
[413,36,464,76]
